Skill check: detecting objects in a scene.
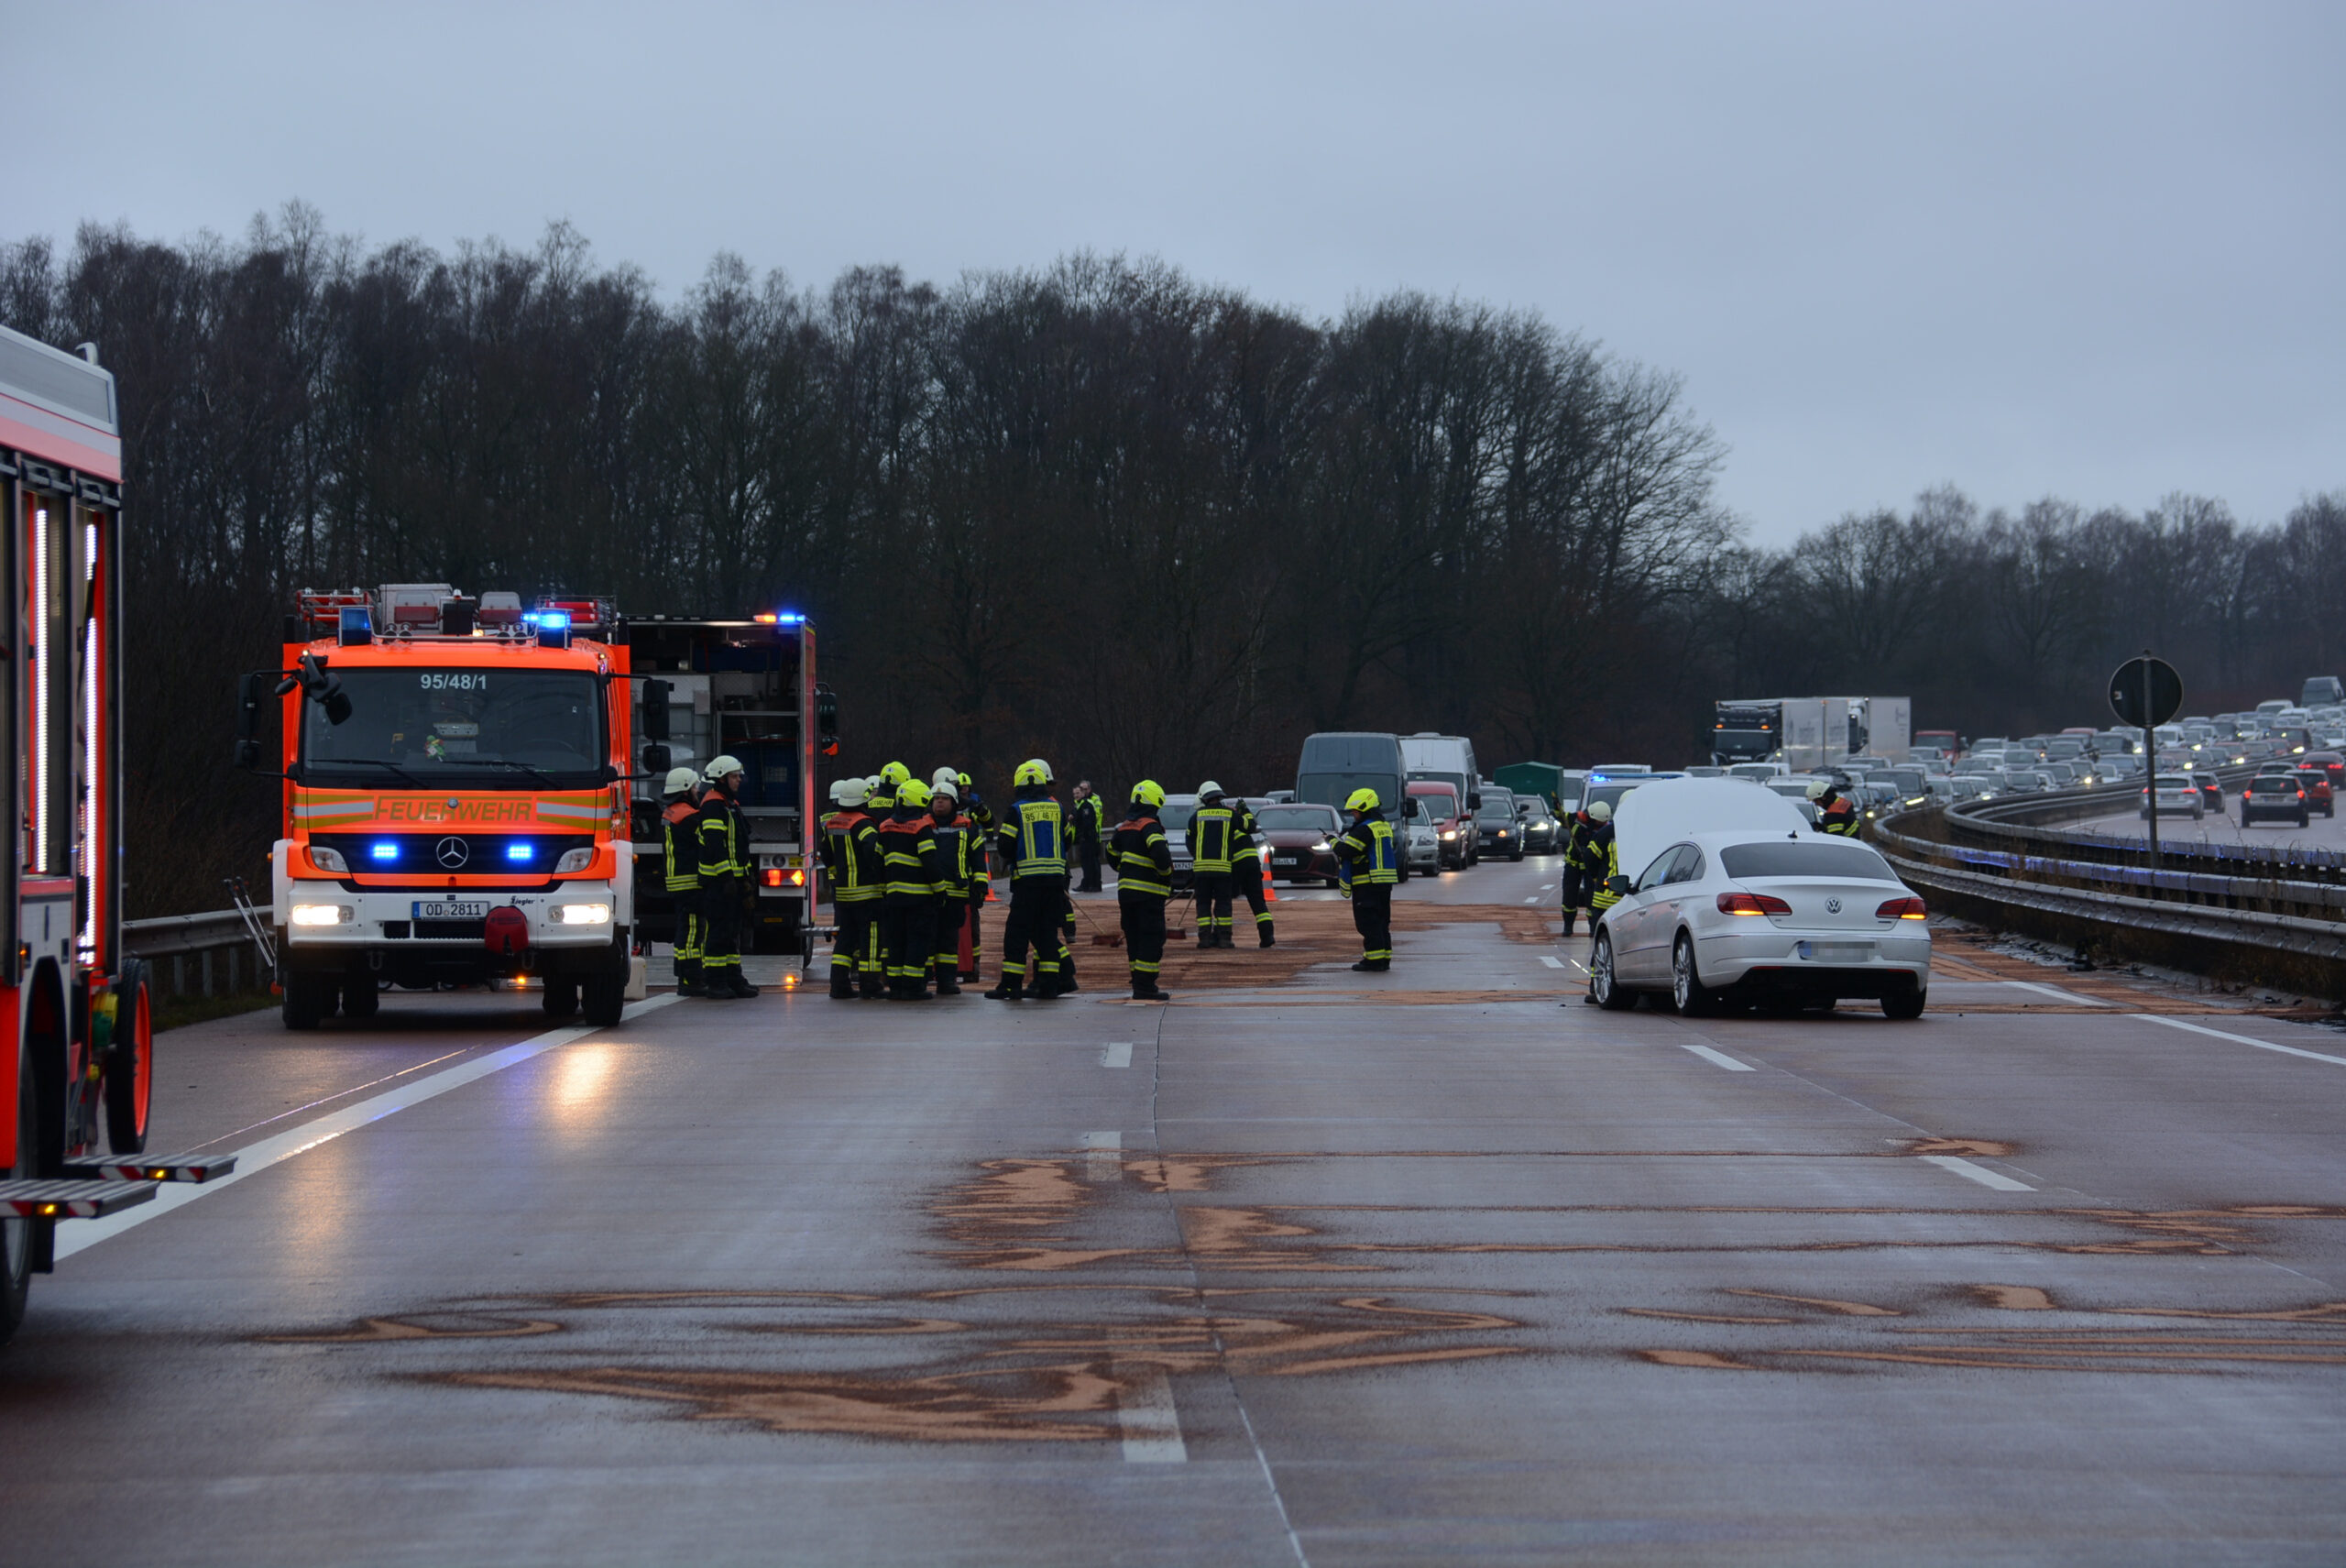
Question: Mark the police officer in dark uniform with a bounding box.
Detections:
[1112,780,1175,1001]
[1071,781,1104,892]
[696,755,759,998]
[1332,787,1399,971]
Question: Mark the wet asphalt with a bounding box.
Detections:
[1,853,2341,1566]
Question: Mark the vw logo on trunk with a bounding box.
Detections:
[1825,896,1842,914]
[435,837,470,869]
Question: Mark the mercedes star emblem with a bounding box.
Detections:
[436,837,470,869]
[1825,897,1842,914]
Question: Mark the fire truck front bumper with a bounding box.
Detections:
[279,881,625,954]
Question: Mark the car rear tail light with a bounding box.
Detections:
[1876,896,1928,920]
[1716,892,1792,916]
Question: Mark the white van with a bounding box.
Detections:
[1402,733,1482,815]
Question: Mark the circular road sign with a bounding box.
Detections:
[2109,655,2183,729]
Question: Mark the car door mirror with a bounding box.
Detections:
[1606,875,1633,897]
[640,678,672,741]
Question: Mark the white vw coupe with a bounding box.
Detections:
[1588,778,1933,1018]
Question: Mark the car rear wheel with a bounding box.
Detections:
[1671,935,1718,1017]
[1882,985,1926,1021]
[1590,932,1636,1011]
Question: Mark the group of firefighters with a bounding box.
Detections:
[664,756,1856,1002]
[657,759,1405,1002]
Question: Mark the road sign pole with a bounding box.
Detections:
[2141,652,2158,872]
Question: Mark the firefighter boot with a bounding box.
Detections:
[984,977,1024,1001]
[1131,979,1171,1001]
[1258,923,1276,949]
[1560,911,1576,938]
[729,973,762,999]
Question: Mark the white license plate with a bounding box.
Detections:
[1798,941,1873,962]
[413,901,488,920]
[1273,855,1300,866]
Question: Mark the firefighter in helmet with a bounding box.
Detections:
[1332,787,1399,971]
[661,767,706,996]
[819,776,884,999]
[696,755,758,998]
[985,759,1068,1000]
[1809,778,1861,837]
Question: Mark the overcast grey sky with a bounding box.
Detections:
[6,1,2339,542]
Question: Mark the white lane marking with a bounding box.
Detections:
[1539,883,1554,891]
[1675,1041,1754,1072]
[58,994,683,1261]
[1521,896,1539,905]
[1920,1154,2034,1191]
[1116,1365,1188,1463]
[1539,956,1565,969]
[2002,981,2111,1006]
[1100,1040,1134,1069]
[2138,1014,2346,1068]
[1082,1130,1123,1182]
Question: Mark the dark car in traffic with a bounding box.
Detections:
[1474,790,1524,861]
[2241,773,2311,828]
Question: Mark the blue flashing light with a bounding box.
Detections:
[775,610,803,624]
[338,605,374,646]
[525,610,572,630]
[506,841,535,862]
[369,840,400,862]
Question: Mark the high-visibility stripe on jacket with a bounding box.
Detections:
[930,812,974,896]
[1111,814,1173,897]
[820,808,884,905]
[1818,797,1862,837]
[1334,812,1398,887]
[1190,803,1236,873]
[1589,833,1623,910]
[663,799,702,892]
[697,796,749,880]
[875,814,943,900]
[1072,795,1102,847]
[997,794,1065,879]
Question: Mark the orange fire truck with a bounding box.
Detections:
[242,586,653,1028]
[0,324,223,1344]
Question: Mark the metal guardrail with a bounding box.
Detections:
[1875,767,2346,999]
[122,909,268,999]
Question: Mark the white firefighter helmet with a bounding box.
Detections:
[1585,799,1612,823]
[706,754,746,784]
[663,767,700,795]
[830,777,869,806]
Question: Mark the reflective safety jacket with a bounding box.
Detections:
[1228,800,1261,877]
[876,810,944,902]
[1817,795,1861,837]
[1111,813,1174,898]
[1563,812,1599,873]
[663,799,703,892]
[1587,827,1623,910]
[929,809,978,901]
[819,807,884,905]
[1333,811,1399,888]
[996,791,1066,880]
[696,792,751,882]
[1071,795,1102,847]
[1189,801,1237,874]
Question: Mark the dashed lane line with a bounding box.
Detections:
[2137,1014,2346,1068]
[1082,1130,1123,1182]
[1539,956,1565,969]
[1100,1040,1134,1069]
[1115,1364,1189,1463]
[58,993,685,1261]
[2002,981,2112,1006]
[1675,1041,1755,1073]
[1920,1154,2034,1191]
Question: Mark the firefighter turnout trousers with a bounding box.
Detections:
[831,903,878,998]
[1352,883,1393,970]
[999,877,1067,993]
[1234,857,1273,945]
[1120,890,1167,996]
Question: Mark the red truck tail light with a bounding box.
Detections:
[762,868,784,887]
[1876,896,1928,920]
[1716,892,1792,916]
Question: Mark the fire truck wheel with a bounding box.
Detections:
[280,972,333,1030]
[105,960,154,1155]
[341,977,379,1019]
[542,978,580,1018]
[1,1038,35,1342]
[581,973,625,1028]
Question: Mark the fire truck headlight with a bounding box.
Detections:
[554,848,594,874]
[291,904,354,927]
[309,846,349,874]
[554,903,610,926]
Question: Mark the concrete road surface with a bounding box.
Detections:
[3,854,2341,1566]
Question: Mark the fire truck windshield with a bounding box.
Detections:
[301,669,605,787]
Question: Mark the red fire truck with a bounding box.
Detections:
[0,323,225,1343]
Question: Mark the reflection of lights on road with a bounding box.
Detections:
[553,1044,615,1116]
